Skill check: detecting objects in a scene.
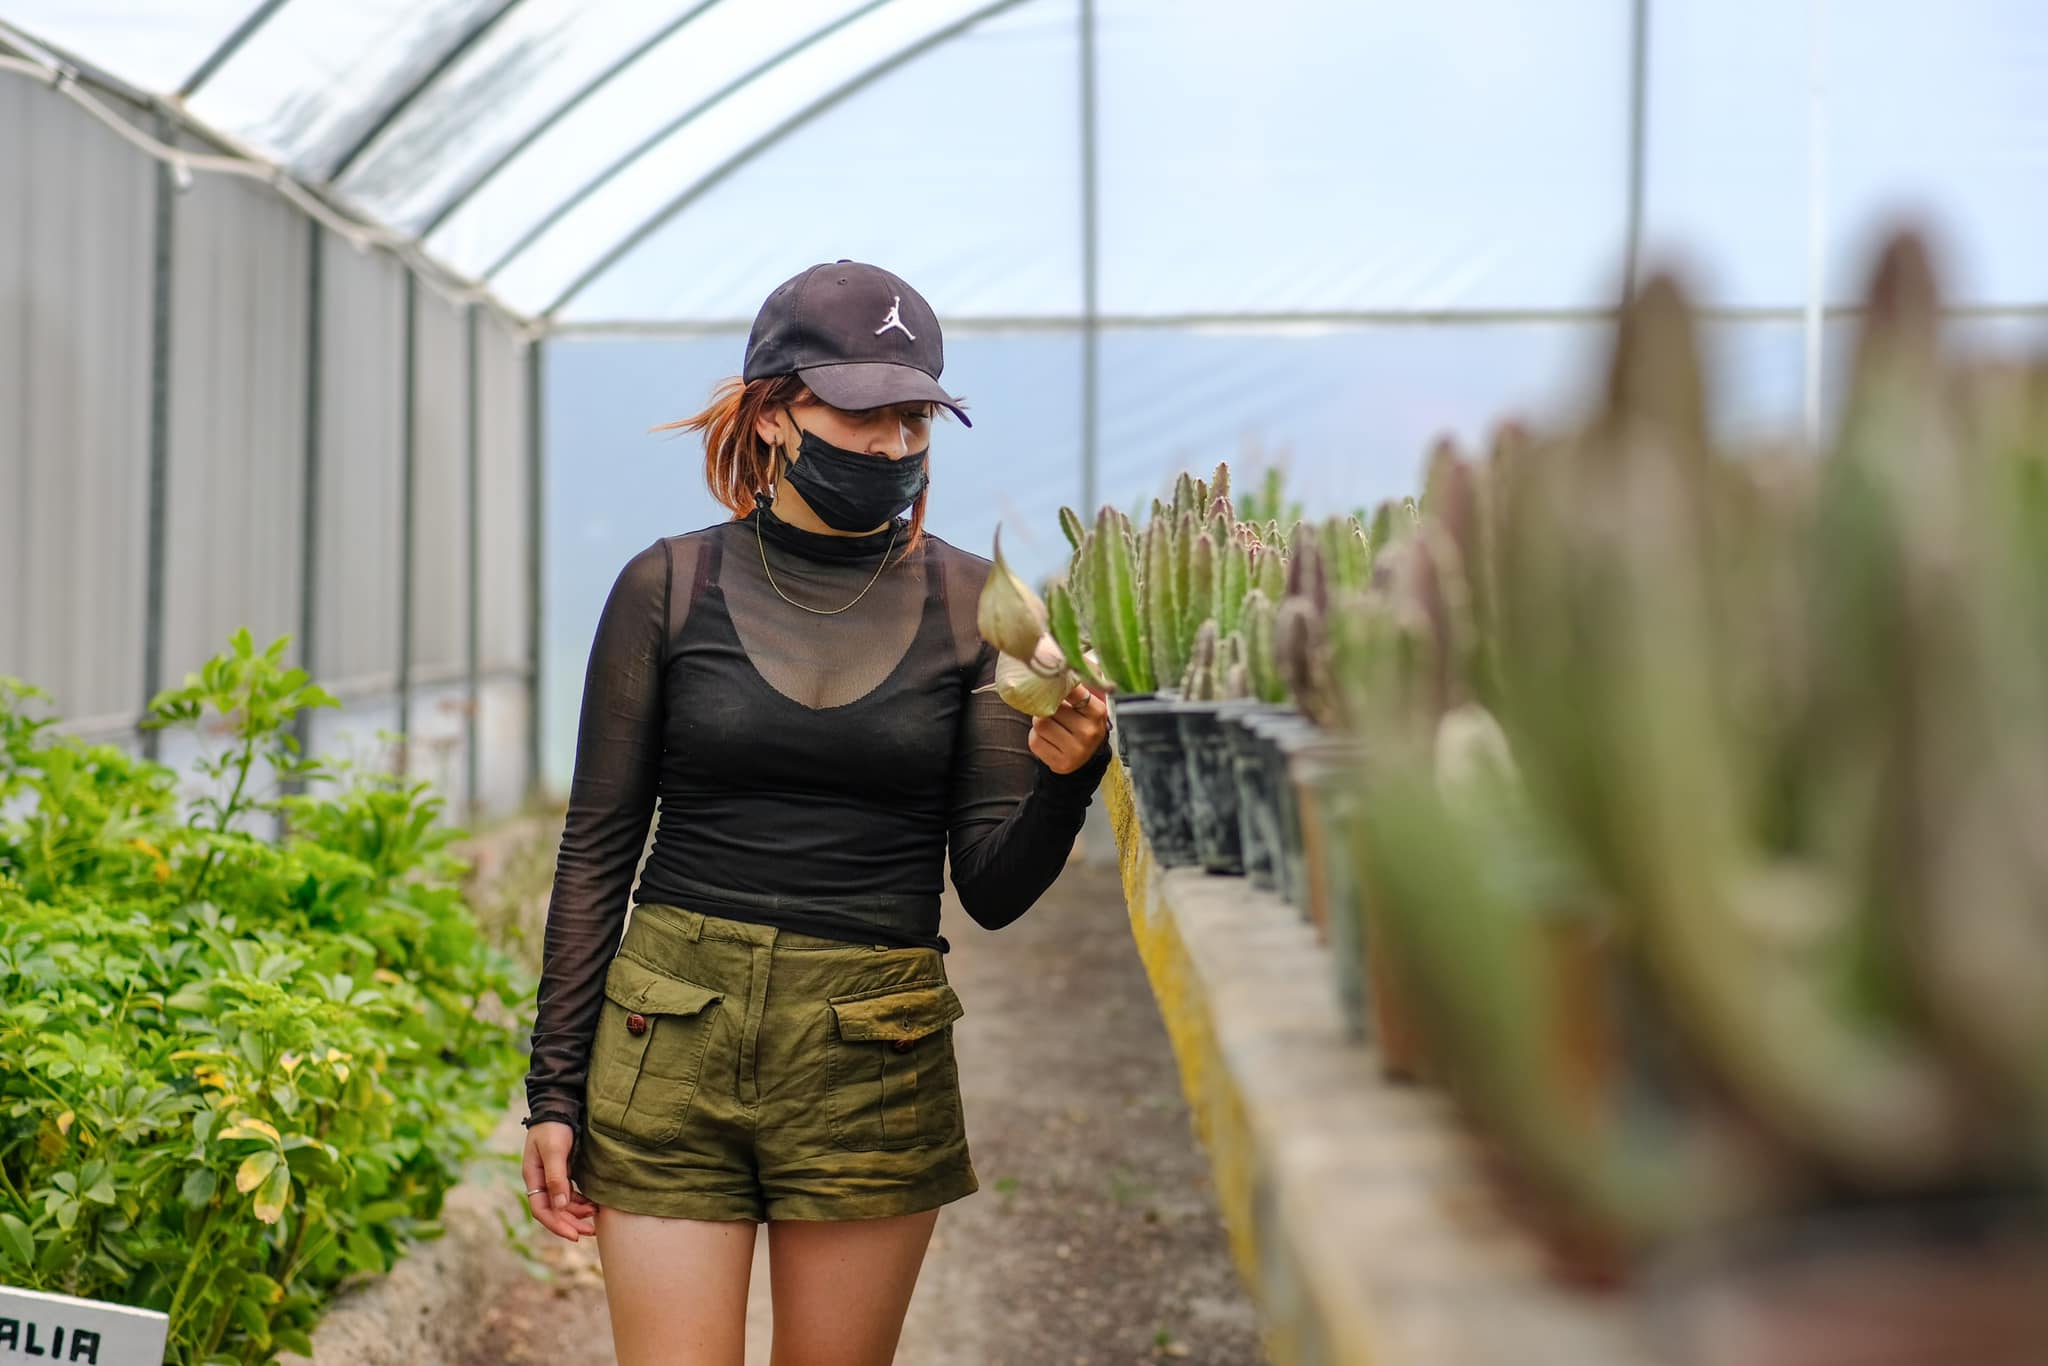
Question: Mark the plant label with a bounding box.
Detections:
[0,1286,167,1364]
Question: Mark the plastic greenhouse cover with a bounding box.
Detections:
[336,0,732,233]
[1641,0,2048,309]
[555,0,1082,323]
[4,0,2046,324]
[470,0,1023,315]
[559,0,1634,322]
[1,0,254,93]
[425,0,887,289]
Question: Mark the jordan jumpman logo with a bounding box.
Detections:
[875,296,916,341]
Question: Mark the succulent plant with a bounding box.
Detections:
[1176,619,1251,702]
[1058,505,1087,552]
[1076,506,1152,695]
[1240,588,1286,704]
[975,529,1082,715]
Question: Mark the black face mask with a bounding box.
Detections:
[780,423,929,532]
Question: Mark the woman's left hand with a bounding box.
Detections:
[1029,683,1110,774]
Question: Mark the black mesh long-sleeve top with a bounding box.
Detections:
[523,502,1112,1135]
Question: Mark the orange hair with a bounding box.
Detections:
[658,376,929,553]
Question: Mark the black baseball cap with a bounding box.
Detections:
[742,260,972,427]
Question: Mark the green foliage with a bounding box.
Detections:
[0,631,529,1365]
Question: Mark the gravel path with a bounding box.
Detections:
[463,856,1265,1365]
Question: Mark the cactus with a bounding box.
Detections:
[1485,258,1983,1190]
[1084,507,1151,693]
[1188,532,1217,653]
[1179,618,1221,700]
[1171,471,1197,519]
[1321,514,1369,594]
[1254,540,1287,601]
[1177,617,1250,702]
[1172,510,1197,665]
[1058,505,1086,553]
[1285,524,1328,613]
[1045,581,1107,690]
[1367,499,1396,555]
[1236,464,1302,527]
[1241,588,1286,704]
[1275,595,1337,727]
[1141,517,1179,690]
[1210,460,1232,505]
[1217,532,1251,637]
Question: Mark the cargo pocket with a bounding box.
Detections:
[586,953,725,1146]
[824,981,966,1151]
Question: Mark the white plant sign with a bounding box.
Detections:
[0,1286,166,1364]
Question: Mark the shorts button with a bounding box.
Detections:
[626,1013,648,1035]
[892,1037,915,1053]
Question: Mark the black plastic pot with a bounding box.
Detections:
[1108,690,1149,767]
[1236,713,1289,898]
[1289,735,1371,1040]
[1219,701,1286,890]
[1249,714,1314,912]
[1114,693,1199,867]
[1175,700,1243,875]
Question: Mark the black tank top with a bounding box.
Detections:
[524,503,1110,1133]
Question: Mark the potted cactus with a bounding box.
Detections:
[1356,230,2048,1324]
[1221,585,1291,890]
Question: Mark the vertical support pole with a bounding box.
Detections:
[465,304,482,823]
[397,272,418,776]
[140,114,177,761]
[524,336,545,807]
[285,219,324,834]
[1620,0,1649,303]
[1078,0,1101,517]
[1802,0,1829,448]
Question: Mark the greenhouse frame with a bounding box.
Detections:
[2,0,2043,805]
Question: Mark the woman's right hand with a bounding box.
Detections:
[522,1120,600,1242]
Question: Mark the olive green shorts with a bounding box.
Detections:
[570,902,979,1223]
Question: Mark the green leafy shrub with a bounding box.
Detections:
[0,629,531,1364]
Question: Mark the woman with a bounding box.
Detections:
[519,260,1112,1366]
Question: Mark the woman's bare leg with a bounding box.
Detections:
[765,1208,940,1366]
[595,1208,759,1366]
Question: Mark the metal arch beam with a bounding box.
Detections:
[418,0,728,238]
[178,0,299,99]
[539,0,1033,319]
[1078,0,1099,520]
[326,0,531,182]
[1619,0,1649,303]
[479,0,899,282]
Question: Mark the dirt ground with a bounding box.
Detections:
[463,856,1266,1365]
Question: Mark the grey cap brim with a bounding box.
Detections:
[797,361,972,428]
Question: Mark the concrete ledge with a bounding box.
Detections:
[1104,761,1656,1366]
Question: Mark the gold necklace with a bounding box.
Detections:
[755,508,899,616]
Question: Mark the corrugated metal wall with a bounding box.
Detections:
[409,287,471,685]
[0,71,538,821]
[475,313,532,678]
[474,314,534,815]
[0,77,155,730]
[164,147,309,680]
[315,228,407,695]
